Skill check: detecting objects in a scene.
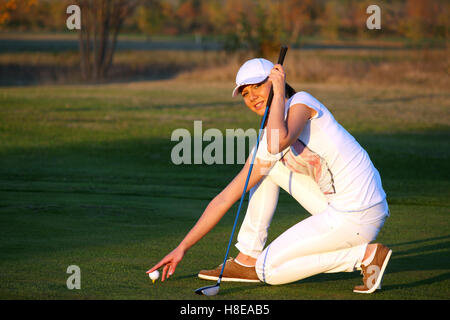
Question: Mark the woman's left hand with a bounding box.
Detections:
[268,64,286,97]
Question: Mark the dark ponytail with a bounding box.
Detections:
[285,83,296,98]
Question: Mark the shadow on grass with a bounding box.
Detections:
[0,131,449,280]
[48,100,241,113]
[382,272,450,292]
[219,283,266,296]
[387,235,450,248]
[173,273,199,281]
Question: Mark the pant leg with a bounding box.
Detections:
[235,161,328,258]
[235,174,280,259]
[255,202,388,285]
[269,161,329,216]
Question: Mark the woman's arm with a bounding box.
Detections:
[146,154,274,281]
[265,64,312,154]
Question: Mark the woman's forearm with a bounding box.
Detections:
[266,93,289,153]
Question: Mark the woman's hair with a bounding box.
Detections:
[285,83,296,98]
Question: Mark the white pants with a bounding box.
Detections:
[235,161,389,285]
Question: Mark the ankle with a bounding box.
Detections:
[236,253,257,267]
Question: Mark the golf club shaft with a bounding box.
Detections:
[262,47,288,129]
[217,46,288,284]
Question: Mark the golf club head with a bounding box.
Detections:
[194,284,220,296]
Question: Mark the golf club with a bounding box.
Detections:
[195,45,288,296]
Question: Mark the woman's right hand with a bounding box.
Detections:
[146,245,186,281]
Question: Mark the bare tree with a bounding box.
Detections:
[75,0,139,81]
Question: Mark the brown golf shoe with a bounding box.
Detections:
[354,244,392,294]
[198,257,261,283]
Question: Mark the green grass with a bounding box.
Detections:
[0,80,449,300]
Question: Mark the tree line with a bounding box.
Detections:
[1,0,448,43]
[1,0,447,81]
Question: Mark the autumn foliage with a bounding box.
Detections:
[1,0,447,43]
[0,0,447,81]
[0,0,37,26]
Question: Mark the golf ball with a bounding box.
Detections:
[149,270,159,283]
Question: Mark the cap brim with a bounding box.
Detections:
[231,75,268,97]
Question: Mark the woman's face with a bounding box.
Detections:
[241,79,271,116]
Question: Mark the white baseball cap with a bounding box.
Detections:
[232,58,274,97]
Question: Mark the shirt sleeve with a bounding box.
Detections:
[288,91,323,120]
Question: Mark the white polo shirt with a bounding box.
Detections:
[256,91,386,212]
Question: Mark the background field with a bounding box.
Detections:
[0,70,449,299]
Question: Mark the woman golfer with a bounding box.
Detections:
[147,58,392,294]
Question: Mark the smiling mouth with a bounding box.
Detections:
[254,101,265,109]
